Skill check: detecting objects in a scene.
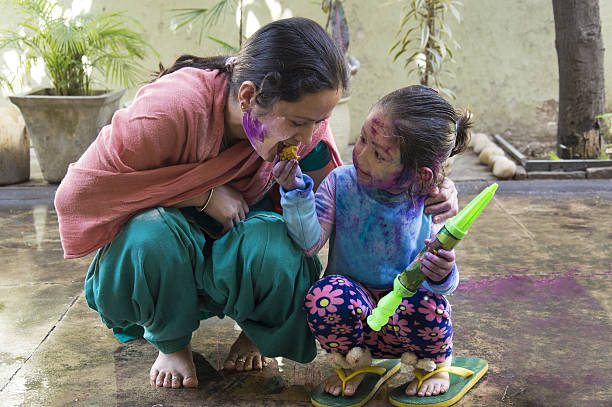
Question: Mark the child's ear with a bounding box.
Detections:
[417,167,433,183]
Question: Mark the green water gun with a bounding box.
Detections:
[367,183,498,331]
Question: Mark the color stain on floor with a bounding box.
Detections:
[1,186,611,406]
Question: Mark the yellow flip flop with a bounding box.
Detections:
[388,357,488,407]
[310,359,401,407]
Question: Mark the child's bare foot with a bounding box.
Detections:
[223,331,272,371]
[322,369,366,397]
[150,344,198,388]
[405,371,449,397]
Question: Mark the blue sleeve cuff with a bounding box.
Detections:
[279,174,321,250]
[279,173,314,198]
[422,264,459,295]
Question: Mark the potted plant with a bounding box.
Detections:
[391,0,463,100]
[390,0,464,174]
[0,0,157,183]
[319,1,359,153]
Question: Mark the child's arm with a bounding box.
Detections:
[421,221,459,295]
[273,158,335,256]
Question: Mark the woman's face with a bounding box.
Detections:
[352,108,411,193]
[243,88,342,161]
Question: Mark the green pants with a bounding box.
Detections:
[84,207,321,363]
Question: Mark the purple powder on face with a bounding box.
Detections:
[242,110,266,146]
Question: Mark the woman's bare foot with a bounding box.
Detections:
[322,369,366,397]
[150,344,198,388]
[223,331,273,371]
[405,371,449,397]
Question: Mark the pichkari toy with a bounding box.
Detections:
[367,183,498,331]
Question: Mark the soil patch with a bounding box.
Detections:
[507,139,557,160]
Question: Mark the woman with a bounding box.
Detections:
[54,17,459,389]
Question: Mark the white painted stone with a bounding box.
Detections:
[471,133,491,154]
[479,144,505,166]
[491,156,517,179]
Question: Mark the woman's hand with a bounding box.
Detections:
[272,156,305,191]
[420,238,455,283]
[203,184,249,233]
[424,177,458,223]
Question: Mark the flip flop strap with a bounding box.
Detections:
[334,366,387,396]
[414,366,474,392]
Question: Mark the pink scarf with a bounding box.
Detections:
[55,68,342,258]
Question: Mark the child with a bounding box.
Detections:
[272,85,472,404]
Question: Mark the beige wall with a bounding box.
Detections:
[2,0,611,147]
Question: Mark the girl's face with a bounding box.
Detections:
[243,88,342,162]
[352,108,412,193]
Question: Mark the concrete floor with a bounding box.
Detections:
[1,150,611,406]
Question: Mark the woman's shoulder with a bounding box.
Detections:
[133,68,225,112]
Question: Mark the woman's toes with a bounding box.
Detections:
[235,358,246,371]
[252,356,263,370]
[156,372,166,387]
[171,375,182,389]
[344,383,355,396]
[183,375,199,388]
[243,355,254,371]
[150,370,159,387]
[163,373,173,388]
[223,354,238,370]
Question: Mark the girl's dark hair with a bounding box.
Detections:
[377,85,472,193]
[154,17,349,110]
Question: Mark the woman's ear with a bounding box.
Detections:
[238,81,257,111]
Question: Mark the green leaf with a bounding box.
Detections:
[330,0,350,53]
[207,36,239,53]
[420,24,429,50]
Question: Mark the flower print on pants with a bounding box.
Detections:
[305,284,344,317]
[418,295,450,323]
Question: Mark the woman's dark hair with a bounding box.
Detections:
[377,85,472,193]
[154,17,349,110]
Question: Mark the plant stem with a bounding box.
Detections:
[423,0,435,86]
[239,0,243,49]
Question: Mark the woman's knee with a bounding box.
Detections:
[85,208,200,327]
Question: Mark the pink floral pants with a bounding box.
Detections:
[304,275,453,363]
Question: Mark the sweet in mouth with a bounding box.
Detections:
[279,144,299,160]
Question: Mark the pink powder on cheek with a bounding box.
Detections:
[242,110,267,145]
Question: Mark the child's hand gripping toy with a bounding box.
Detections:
[367,183,498,331]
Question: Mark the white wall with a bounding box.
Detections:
[2,0,611,147]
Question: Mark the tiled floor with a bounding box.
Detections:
[1,150,611,406]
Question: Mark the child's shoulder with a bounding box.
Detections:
[329,164,357,179]
[324,165,358,188]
